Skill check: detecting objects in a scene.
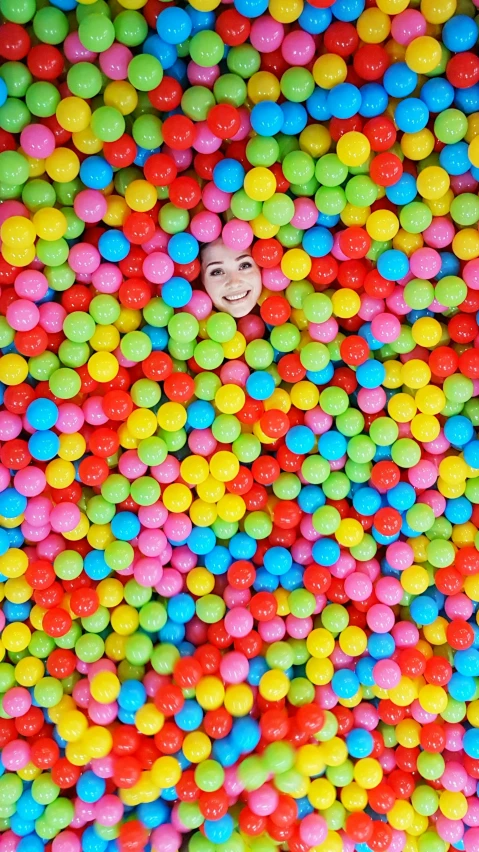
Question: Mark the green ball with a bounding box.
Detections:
[90,106,125,142]
[78,13,115,52]
[282,150,315,184]
[194,339,224,370]
[0,61,32,98]
[129,476,161,506]
[0,0,35,23]
[434,108,467,143]
[63,311,95,343]
[48,367,81,399]
[400,201,432,234]
[128,54,163,91]
[194,760,225,793]
[321,603,349,634]
[0,150,29,185]
[246,137,279,168]
[181,86,216,121]
[280,68,314,102]
[0,97,30,133]
[195,594,226,624]
[67,63,103,99]
[213,73,247,107]
[189,30,224,67]
[450,192,479,226]
[226,44,260,78]
[315,154,348,187]
[262,193,295,226]
[33,677,63,708]
[160,203,190,234]
[206,312,236,342]
[114,9,148,45]
[33,7,68,43]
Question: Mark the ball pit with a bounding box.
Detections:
[3,0,479,851]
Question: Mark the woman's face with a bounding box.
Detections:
[200,239,262,318]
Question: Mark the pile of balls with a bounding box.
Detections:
[4,0,479,850]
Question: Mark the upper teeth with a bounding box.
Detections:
[225,291,248,301]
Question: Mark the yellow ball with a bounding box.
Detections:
[224,683,254,716]
[421,0,456,22]
[247,71,281,104]
[439,791,467,820]
[336,132,370,167]
[313,54,347,89]
[181,456,209,486]
[127,408,158,439]
[244,167,276,202]
[104,81,139,115]
[405,36,442,73]
[401,129,435,161]
[259,670,290,700]
[268,0,303,22]
[110,604,139,636]
[331,288,361,318]
[90,671,120,704]
[182,731,212,763]
[354,757,383,789]
[215,384,245,414]
[2,622,31,652]
[290,380,319,410]
[366,209,399,241]
[124,179,157,212]
[135,704,164,735]
[416,166,450,200]
[33,207,68,242]
[419,684,448,714]
[411,316,442,347]
[281,248,312,281]
[299,124,331,157]
[453,228,479,260]
[56,97,91,133]
[335,518,364,548]
[162,483,193,513]
[356,7,391,42]
[157,401,187,432]
[308,777,336,810]
[151,756,182,789]
[209,451,239,482]
[196,676,225,710]
[88,351,119,383]
[1,216,36,248]
[0,353,28,385]
[45,147,80,182]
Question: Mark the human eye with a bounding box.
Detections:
[239,261,252,270]
[209,267,223,276]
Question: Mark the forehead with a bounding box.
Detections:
[201,240,252,266]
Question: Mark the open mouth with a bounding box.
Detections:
[223,290,251,303]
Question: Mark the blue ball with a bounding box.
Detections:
[213,158,245,193]
[187,526,216,555]
[77,771,106,803]
[250,101,284,137]
[332,669,359,699]
[157,7,192,43]
[410,595,438,626]
[98,230,130,262]
[443,15,478,52]
[331,0,364,21]
[204,815,234,844]
[280,102,308,135]
[298,2,332,32]
[377,249,409,281]
[167,233,199,264]
[394,98,429,133]
[356,360,385,389]
[420,77,455,112]
[0,489,26,519]
[264,546,292,575]
[110,511,141,541]
[143,35,177,69]
[359,83,388,118]
[353,487,382,516]
[168,593,196,623]
[464,440,479,468]
[439,141,471,176]
[444,415,474,447]
[26,398,58,430]
[286,425,315,454]
[175,699,204,731]
[28,429,59,461]
[327,83,361,119]
[0,78,7,109]
[386,172,417,206]
[246,370,275,400]
[383,63,417,97]
[162,276,192,308]
[312,537,340,567]
[302,226,334,257]
[118,680,147,711]
[347,728,374,758]
[80,156,113,190]
[306,87,331,121]
[318,430,347,461]
[187,400,215,429]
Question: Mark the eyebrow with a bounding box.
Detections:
[205,255,250,269]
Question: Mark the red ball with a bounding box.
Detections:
[447,52,479,88]
[0,22,30,59]
[27,44,64,79]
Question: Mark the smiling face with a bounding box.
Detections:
[200,239,262,318]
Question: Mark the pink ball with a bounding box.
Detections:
[291,197,318,230]
[367,603,395,633]
[6,299,39,331]
[190,211,222,242]
[68,243,100,274]
[64,31,97,62]
[224,606,253,638]
[373,659,401,689]
[219,651,249,684]
[222,219,253,250]
[50,503,81,533]
[202,182,231,213]
[192,122,223,154]
[74,189,107,224]
[250,15,284,52]
[423,216,455,248]
[299,814,328,847]
[390,9,426,44]
[99,43,133,79]
[371,312,401,343]
[281,30,315,65]
[14,269,48,300]
[2,686,31,717]
[20,124,55,158]
[249,784,279,816]
[142,251,174,284]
